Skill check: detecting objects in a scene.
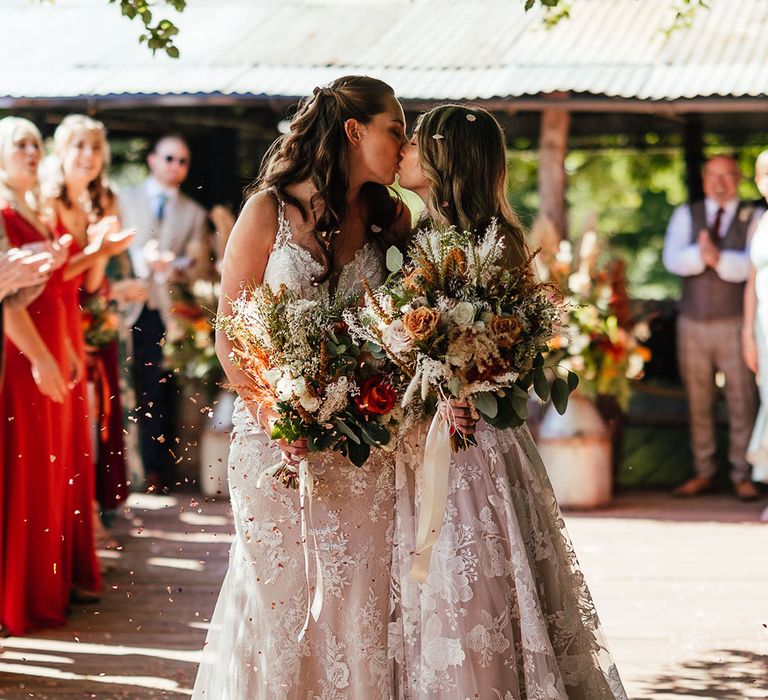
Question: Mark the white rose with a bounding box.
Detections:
[276,376,294,400]
[264,368,282,387]
[290,376,307,397]
[299,394,320,412]
[382,319,414,353]
[450,301,476,329]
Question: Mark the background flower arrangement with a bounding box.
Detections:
[546,231,651,412]
[162,279,224,400]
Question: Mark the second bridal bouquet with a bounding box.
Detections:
[218,283,399,486]
[346,220,578,449]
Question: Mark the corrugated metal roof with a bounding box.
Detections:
[1,0,767,103]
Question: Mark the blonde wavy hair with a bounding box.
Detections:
[43,114,114,220]
[0,116,47,231]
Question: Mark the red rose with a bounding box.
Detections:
[355,376,397,416]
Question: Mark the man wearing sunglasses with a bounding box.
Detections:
[118,133,210,493]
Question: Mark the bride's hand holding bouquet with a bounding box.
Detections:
[218,282,400,487]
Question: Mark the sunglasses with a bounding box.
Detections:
[163,154,189,166]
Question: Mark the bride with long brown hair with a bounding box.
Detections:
[193,76,410,699]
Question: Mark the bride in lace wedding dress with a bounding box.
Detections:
[192,76,410,700]
[390,105,628,699]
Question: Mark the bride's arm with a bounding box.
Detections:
[216,192,309,464]
[216,192,277,422]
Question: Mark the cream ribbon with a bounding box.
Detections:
[410,404,452,582]
[257,458,324,641]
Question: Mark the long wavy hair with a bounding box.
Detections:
[44,114,115,220]
[250,75,402,280]
[415,104,528,267]
[0,116,48,234]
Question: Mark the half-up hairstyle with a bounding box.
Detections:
[250,75,401,280]
[415,104,528,267]
[44,114,115,221]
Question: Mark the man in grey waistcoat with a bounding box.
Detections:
[663,154,761,501]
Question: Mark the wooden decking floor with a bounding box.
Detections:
[1,490,767,699]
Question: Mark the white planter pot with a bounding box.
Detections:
[199,391,235,497]
[536,393,612,509]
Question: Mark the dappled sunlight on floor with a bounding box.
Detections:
[0,493,232,698]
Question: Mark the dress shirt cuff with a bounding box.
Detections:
[715,251,751,283]
[664,244,706,276]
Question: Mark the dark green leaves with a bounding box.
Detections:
[551,378,570,415]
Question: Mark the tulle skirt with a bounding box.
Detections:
[389,421,627,699]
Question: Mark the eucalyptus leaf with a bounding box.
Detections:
[567,370,580,392]
[386,246,404,273]
[474,392,498,419]
[346,439,370,467]
[551,378,569,415]
[335,419,361,444]
[510,394,529,420]
[533,369,550,402]
[445,377,461,397]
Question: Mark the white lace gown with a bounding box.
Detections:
[192,199,394,699]
[748,210,768,482]
[389,421,628,699]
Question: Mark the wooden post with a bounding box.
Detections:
[537,108,571,240]
[684,114,704,202]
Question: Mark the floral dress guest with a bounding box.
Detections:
[391,105,627,699]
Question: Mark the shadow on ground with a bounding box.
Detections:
[634,648,768,699]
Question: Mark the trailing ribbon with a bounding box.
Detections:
[410,403,452,582]
[256,457,324,642]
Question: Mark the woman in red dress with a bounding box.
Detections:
[0,116,76,635]
[44,115,134,594]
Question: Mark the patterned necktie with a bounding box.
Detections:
[709,207,725,248]
[156,193,168,223]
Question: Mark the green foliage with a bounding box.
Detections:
[109,0,186,57]
[522,0,710,32]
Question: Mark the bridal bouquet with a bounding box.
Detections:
[346,221,578,581]
[81,293,119,349]
[346,221,579,448]
[218,283,398,486]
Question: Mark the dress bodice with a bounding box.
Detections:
[751,211,768,312]
[261,195,385,300]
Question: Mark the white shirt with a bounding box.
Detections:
[662,198,755,283]
[128,177,181,279]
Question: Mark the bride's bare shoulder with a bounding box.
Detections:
[220,192,281,283]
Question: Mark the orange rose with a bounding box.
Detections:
[490,315,522,347]
[402,307,441,341]
[355,376,397,416]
